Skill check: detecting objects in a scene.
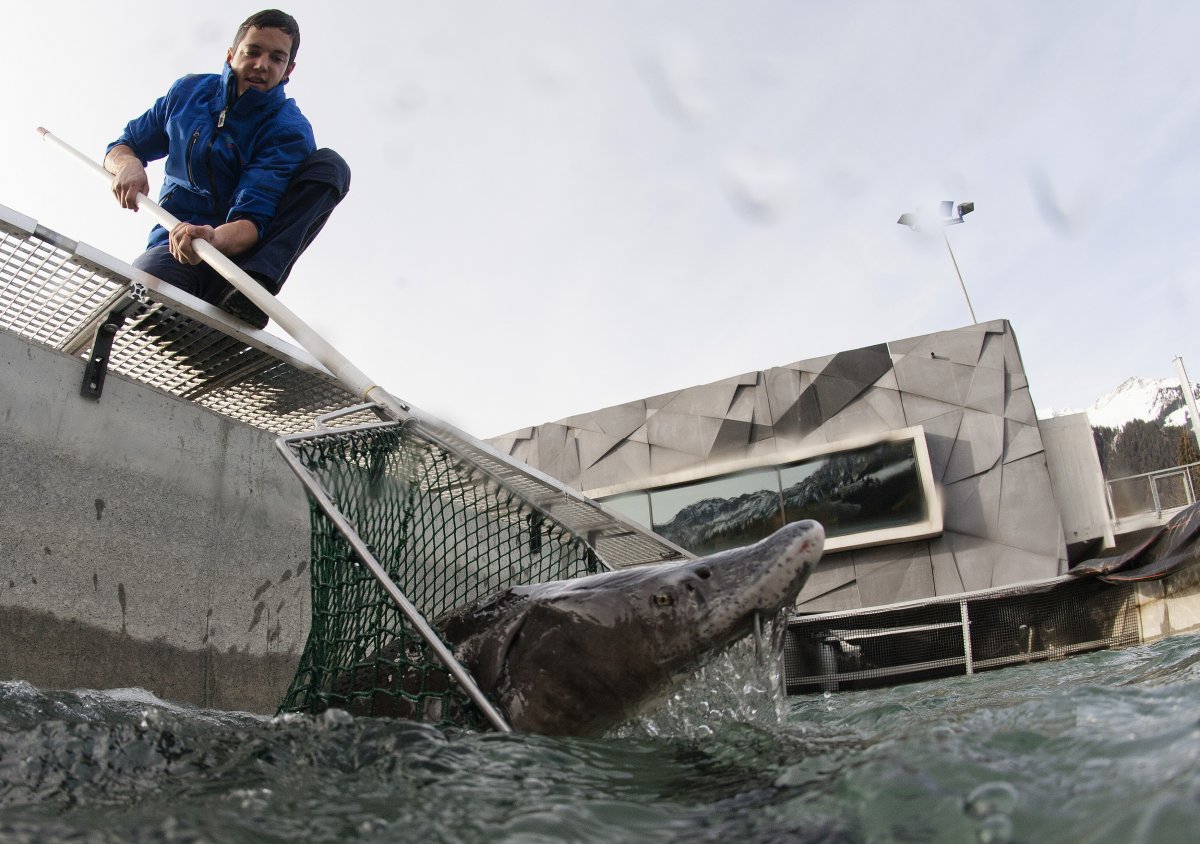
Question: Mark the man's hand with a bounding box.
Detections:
[168,218,259,264]
[168,223,216,265]
[104,145,149,211]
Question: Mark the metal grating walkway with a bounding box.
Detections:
[0,203,368,435]
[0,202,689,568]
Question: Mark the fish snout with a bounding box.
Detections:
[776,520,825,586]
[722,520,826,616]
[787,520,825,564]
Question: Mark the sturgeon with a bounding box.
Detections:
[331,519,824,736]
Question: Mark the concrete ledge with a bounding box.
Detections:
[0,605,298,714]
[1137,564,1200,643]
[1,327,311,713]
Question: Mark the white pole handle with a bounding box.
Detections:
[37,127,408,419]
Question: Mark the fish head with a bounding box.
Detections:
[482,519,824,734]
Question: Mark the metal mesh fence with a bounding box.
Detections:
[277,420,602,728]
[784,575,1142,694]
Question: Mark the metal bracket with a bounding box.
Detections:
[80,295,139,400]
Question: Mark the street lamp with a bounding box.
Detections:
[898,200,978,325]
[1173,356,1200,454]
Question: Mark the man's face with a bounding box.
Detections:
[226,26,296,97]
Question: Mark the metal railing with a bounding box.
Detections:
[1106,461,1200,524]
[785,574,1142,693]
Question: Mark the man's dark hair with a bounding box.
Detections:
[232,9,301,65]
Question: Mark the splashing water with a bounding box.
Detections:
[614,613,789,740]
[3,632,1200,842]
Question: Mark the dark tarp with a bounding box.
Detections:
[1071,503,1200,583]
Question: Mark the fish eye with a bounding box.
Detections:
[653,592,673,607]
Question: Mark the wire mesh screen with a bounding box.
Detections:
[278,420,602,728]
[784,576,1142,694]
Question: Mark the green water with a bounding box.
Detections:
[2,632,1198,843]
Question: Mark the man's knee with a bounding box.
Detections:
[133,246,208,297]
[237,150,350,292]
[132,245,172,276]
[293,148,351,198]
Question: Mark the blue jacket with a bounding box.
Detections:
[109,63,316,248]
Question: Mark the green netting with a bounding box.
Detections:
[277,420,601,729]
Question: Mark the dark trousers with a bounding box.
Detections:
[133,148,351,304]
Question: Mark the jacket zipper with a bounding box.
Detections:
[206,109,228,215]
[185,129,200,190]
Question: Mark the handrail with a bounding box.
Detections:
[1106,460,1200,522]
[1105,459,1200,485]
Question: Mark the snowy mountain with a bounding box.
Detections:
[1041,377,1198,429]
[1084,377,1195,429]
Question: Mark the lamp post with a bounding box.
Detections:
[1173,356,1200,454]
[898,200,978,325]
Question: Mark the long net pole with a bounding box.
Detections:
[38,127,513,732]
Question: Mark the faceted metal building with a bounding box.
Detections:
[488,320,1072,612]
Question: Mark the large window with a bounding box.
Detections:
[650,468,783,557]
[598,428,941,556]
[779,439,927,539]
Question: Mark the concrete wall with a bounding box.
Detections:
[1138,560,1200,642]
[0,327,311,713]
[1039,412,1115,551]
[490,320,1069,612]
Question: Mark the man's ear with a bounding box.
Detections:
[226,47,234,65]
[284,61,296,83]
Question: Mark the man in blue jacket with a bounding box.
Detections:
[105,9,349,328]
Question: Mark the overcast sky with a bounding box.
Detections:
[4,1,1197,436]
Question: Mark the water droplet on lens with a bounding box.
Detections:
[320,708,354,729]
[977,813,1013,843]
[965,781,1019,817]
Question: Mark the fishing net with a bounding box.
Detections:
[276,419,601,729]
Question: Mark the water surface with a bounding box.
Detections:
[2,633,1198,842]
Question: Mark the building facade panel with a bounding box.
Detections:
[489,320,1068,611]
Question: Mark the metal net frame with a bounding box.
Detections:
[276,417,603,730]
